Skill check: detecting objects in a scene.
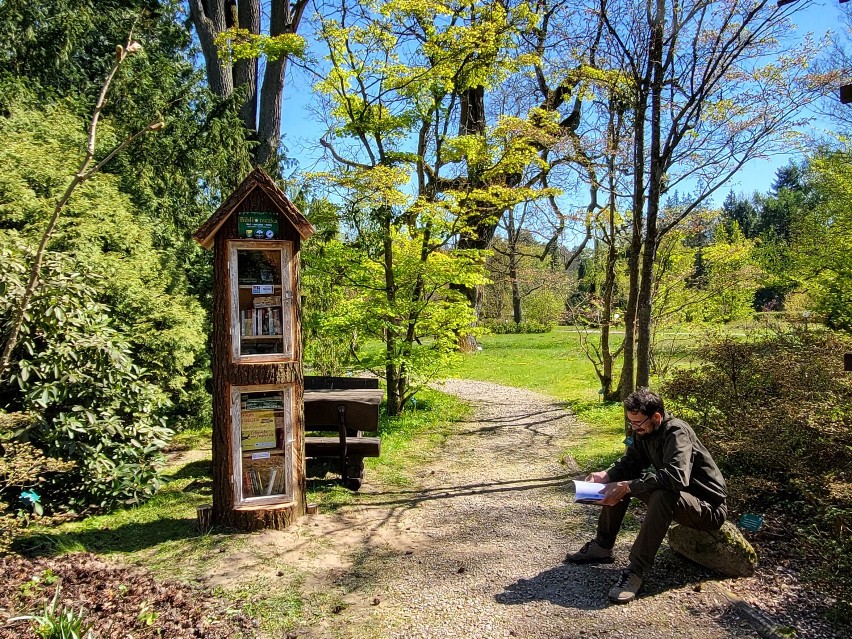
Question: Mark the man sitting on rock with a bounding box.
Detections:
[566,388,727,604]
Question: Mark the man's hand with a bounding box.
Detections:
[585,470,610,483]
[598,481,631,506]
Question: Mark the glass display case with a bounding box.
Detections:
[228,241,294,362]
[231,385,294,506]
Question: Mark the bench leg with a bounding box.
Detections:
[337,404,349,485]
[344,457,365,491]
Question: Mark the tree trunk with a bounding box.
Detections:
[600,194,618,401]
[454,85,492,317]
[636,0,665,390]
[382,211,403,416]
[189,0,309,168]
[507,208,522,324]
[256,0,308,169]
[617,104,645,399]
[187,0,233,98]
[234,0,260,132]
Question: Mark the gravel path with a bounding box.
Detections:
[252,380,840,639]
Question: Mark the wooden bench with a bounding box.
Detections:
[303,376,382,490]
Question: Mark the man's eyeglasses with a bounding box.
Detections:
[626,415,651,429]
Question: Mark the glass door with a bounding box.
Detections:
[228,241,294,362]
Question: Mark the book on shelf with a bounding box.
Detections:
[253,295,281,308]
[240,307,283,338]
[242,462,286,498]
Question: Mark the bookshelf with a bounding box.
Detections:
[228,241,294,362]
[193,166,315,531]
[231,385,294,505]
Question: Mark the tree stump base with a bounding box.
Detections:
[216,501,303,532]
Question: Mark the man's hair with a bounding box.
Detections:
[623,388,665,417]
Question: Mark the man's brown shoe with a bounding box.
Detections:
[564,541,614,564]
[608,569,643,604]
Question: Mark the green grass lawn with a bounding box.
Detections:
[447,325,628,472]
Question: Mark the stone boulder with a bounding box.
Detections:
[667,521,757,577]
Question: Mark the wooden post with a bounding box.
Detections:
[196,504,213,533]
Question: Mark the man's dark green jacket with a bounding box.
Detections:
[606,413,727,508]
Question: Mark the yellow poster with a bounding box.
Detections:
[241,410,277,450]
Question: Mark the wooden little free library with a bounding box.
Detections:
[193,167,382,532]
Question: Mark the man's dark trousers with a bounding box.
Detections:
[594,488,727,578]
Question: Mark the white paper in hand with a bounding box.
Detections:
[573,480,606,504]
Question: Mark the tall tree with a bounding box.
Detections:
[310,0,553,412]
[598,0,819,393]
[188,0,308,168]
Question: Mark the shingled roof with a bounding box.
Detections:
[193,166,315,250]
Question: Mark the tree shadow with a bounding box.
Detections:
[164,458,212,482]
[14,516,229,557]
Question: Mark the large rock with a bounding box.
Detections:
[667,521,757,577]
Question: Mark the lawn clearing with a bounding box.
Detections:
[447,325,627,472]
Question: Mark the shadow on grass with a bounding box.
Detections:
[163,458,212,482]
[13,516,212,557]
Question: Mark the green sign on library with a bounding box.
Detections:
[238,211,279,239]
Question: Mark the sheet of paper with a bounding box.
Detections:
[573,480,606,504]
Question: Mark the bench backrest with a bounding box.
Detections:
[304,375,380,390]
[303,383,383,433]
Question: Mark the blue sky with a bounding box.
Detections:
[725,1,845,198]
[278,1,847,203]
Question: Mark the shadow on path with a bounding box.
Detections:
[496,554,709,612]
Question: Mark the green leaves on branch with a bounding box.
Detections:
[214,28,306,63]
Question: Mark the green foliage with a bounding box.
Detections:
[0,413,75,553]
[481,319,551,334]
[0,236,173,512]
[663,329,852,599]
[699,222,762,323]
[9,583,92,639]
[308,229,483,408]
[300,197,357,376]
[791,148,852,332]
[215,28,306,64]
[0,95,209,431]
[483,237,575,325]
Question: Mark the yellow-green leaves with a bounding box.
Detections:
[214,28,306,64]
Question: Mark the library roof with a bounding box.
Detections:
[193,166,315,249]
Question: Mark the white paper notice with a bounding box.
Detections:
[573,480,606,504]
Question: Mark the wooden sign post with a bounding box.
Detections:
[193,167,315,531]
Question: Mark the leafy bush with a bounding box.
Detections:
[663,328,852,605]
[482,319,552,334]
[0,97,209,432]
[0,236,173,512]
[522,289,565,326]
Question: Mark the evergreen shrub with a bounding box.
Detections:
[0,237,173,513]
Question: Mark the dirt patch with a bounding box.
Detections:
[0,552,256,638]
